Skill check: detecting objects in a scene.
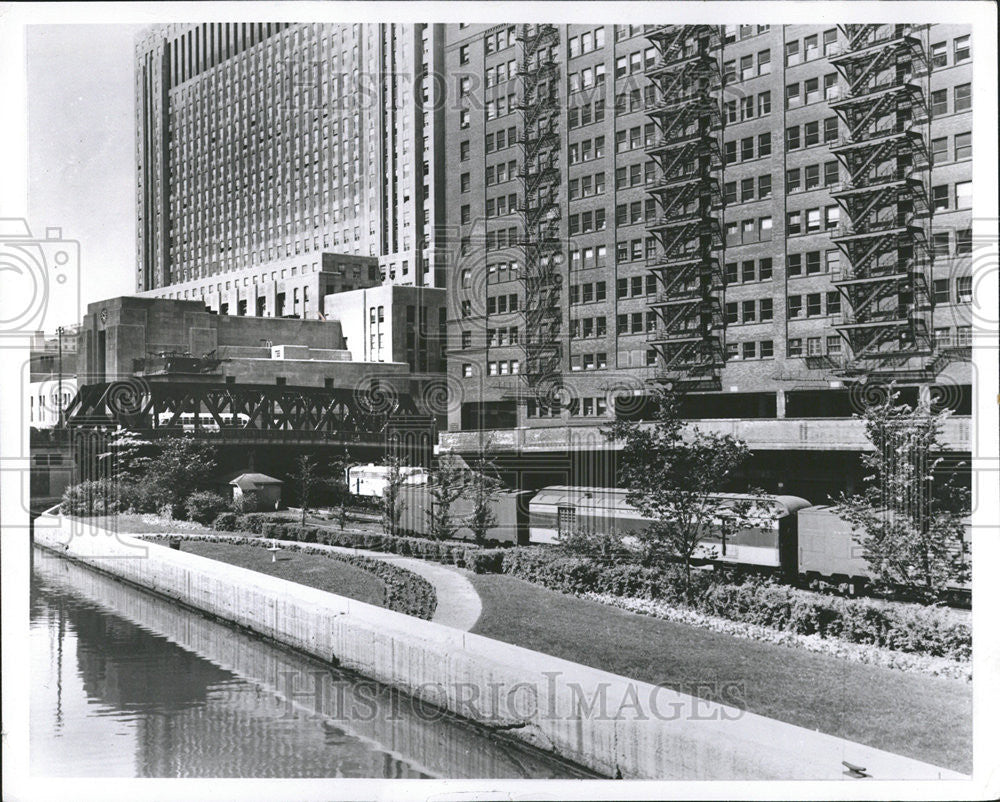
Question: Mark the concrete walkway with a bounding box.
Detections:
[144,532,482,631]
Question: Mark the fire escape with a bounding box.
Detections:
[644,25,726,390]
[828,25,935,378]
[514,23,564,401]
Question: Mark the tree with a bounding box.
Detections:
[603,390,771,596]
[140,437,217,519]
[380,454,406,537]
[425,454,468,541]
[464,440,504,545]
[290,454,321,526]
[837,388,970,600]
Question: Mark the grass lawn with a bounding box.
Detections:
[74,513,214,535]
[468,572,971,774]
[171,540,386,609]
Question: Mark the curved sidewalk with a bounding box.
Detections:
[144,532,482,631]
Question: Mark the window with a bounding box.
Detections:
[760,298,773,321]
[954,83,971,112]
[786,125,800,150]
[462,364,473,378]
[932,184,950,211]
[757,91,771,115]
[956,228,972,255]
[758,132,771,157]
[459,45,469,65]
[785,40,800,66]
[954,35,970,63]
[786,82,801,108]
[806,208,821,232]
[758,49,771,75]
[741,137,754,161]
[824,206,840,230]
[724,181,738,205]
[725,302,739,324]
[759,258,773,280]
[824,161,839,186]
[742,341,757,360]
[787,253,802,276]
[804,77,819,104]
[807,337,823,356]
[460,172,470,192]
[460,109,470,129]
[725,261,739,284]
[759,216,772,240]
[758,174,772,198]
[954,132,971,160]
[823,117,838,143]
[806,251,821,274]
[788,338,803,357]
[930,136,948,164]
[931,41,947,68]
[788,295,803,317]
[461,205,471,224]
[931,89,949,118]
[823,29,838,56]
[932,231,951,257]
[787,211,802,236]
[786,168,801,193]
[725,141,737,164]
[461,331,471,349]
[955,181,972,209]
[761,340,774,359]
[805,164,820,190]
[933,278,951,304]
[823,73,839,100]
[460,140,470,160]
[741,178,755,202]
[804,121,820,147]
[956,275,973,303]
[804,34,818,61]
[742,299,756,323]
[827,291,841,315]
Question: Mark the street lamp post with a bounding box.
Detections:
[56,326,65,428]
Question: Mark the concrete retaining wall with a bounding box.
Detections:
[32,513,965,781]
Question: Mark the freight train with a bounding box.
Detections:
[389,483,969,594]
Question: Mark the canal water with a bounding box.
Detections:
[30,549,591,779]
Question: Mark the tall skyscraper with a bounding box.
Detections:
[134,22,448,319]
[444,23,973,435]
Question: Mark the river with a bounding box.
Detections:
[29,548,592,779]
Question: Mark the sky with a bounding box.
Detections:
[26,24,146,323]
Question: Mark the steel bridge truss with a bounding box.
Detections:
[62,381,429,445]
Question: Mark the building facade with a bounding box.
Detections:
[135,22,448,299]
[444,23,973,432]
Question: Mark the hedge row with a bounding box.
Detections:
[466,547,971,661]
[149,533,436,620]
[212,513,482,567]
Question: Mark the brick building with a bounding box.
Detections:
[440,23,973,496]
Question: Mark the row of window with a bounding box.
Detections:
[722,48,772,82]
[483,192,519,218]
[485,93,518,120]
[934,276,974,304]
[568,27,606,58]
[615,162,656,190]
[568,209,608,235]
[785,73,840,108]
[724,132,773,164]
[785,206,839,236]
[787,250,840,276]
[482,26,516,56]
[724,91,772,124]
[570,315,609,338]
[617,311,657,334]
[614,47,656,78]
[930,35,971,68]
[570,352,609,371]
[569,281,608,304]
[483,126,519,154]
[723,173,773,204]
[931,132,972,164]
[617,274,657,298]
[569,244,609,270]
[725,298,777,324]
[568,63,606,93]
[723,215,774,244]
[787,336,842,358]
[786,161,838,193]
[568,99,606,129]
[787,291,841,318]
[486,359,521,376]
[725,257,774,284]
[784,30,840,66]
[615,199,657,227]
[487,325,519,345]
[482,159,518,186]
[568,171,606,199]
[931,181,973,212]
[616,237,656,264]
[616,123,655,153]
[484,227,519,251]
[931,84,972,116]
[726,339,776,360]
[568,135,606,164]
[615,85,657,115]
[483,59,518,87]
[486,293,520,314]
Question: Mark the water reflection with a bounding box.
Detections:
[30,549,590,779]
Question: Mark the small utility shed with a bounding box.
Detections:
[229,472,283,511]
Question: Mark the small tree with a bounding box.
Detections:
[380,454,406,537]
[290,454,321,526]
[465,440,504,545]
[603,390,771,597]
[141,437,217,519]
[425,454,468,541]
[837,388,970,601]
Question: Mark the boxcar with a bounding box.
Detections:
[528,486,811,574]
[346,464,429,497]
[397,483,532,544]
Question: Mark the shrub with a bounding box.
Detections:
[213,512,239,531]
[62,479,126,516]
[464,548,506,574]
[184,490,230,525]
